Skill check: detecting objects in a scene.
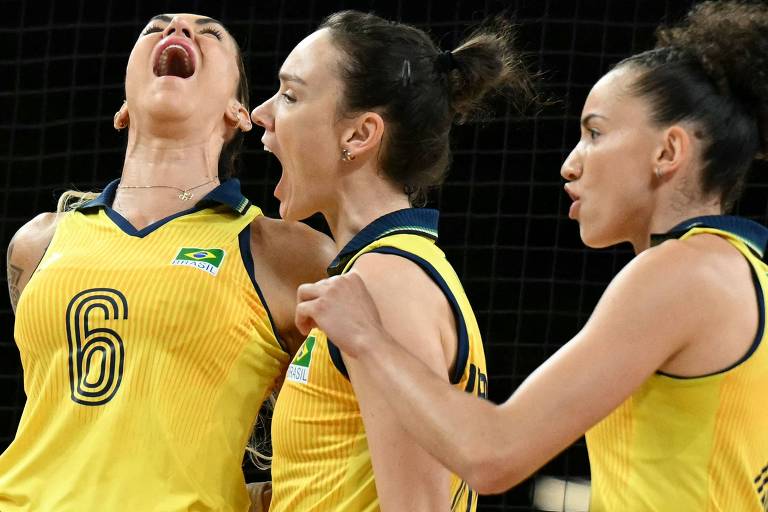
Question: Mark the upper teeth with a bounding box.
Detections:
[264,145,272,153]
[156,44,193,77]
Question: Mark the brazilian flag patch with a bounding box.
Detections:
[171,248,226,276]
[286,335,316,384]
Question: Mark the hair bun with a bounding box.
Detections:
[655,1,768,152]
[447,17,535,124]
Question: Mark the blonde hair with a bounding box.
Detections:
[56,190,100,213]
[246,393,277,470]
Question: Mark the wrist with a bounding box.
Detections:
[350,323,390,361]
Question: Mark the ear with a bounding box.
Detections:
[226,100,253,133]
[339,111,385,161]
[113,100,130,131]
[653,124,692,179]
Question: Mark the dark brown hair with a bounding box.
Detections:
[320,11,534,205]
[617,1,768,210]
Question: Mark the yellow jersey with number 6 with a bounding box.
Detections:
[0,179,288,512]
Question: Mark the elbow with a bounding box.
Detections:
[466,461,524,495]
[462,446,525,495]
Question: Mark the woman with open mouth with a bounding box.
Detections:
[250,10,533,512]
[0,13,333,512]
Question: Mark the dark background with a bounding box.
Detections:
[4,0,766,510]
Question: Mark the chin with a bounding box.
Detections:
[278,201,301,222]
[579,225,615,249]
[149,95,194,115]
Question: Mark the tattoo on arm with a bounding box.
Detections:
[7,241,23,313]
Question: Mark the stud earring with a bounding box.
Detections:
[655,167,663,179]
[341,148,355,162]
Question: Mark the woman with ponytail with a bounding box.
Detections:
[293,2,768,510]
[250,10,532,511]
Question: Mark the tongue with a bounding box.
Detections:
[156,46,194,78]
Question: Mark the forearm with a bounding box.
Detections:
[354,329,523,493]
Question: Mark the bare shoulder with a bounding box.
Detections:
[589,234,751,354]
[247,216,335,354]
[7,212,61,311]
[249,216,336,281]
[8,212,60,268]
[620,235,745,301]
[350,252,452,337]
[349,250,455,372]
[647,234,756,374]
[351,251,443,303]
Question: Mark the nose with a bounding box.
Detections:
[560,145,583,181]
[162,16,193,39]
[251,97,275,131]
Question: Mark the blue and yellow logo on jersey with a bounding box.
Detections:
[286,334,316,384]
[171,247,226,276]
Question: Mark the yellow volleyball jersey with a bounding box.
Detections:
[587,215,768,511]
[0,179,289,512]
[270,208,487,512]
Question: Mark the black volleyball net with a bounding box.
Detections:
[4,0,766,510]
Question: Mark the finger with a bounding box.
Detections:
[296,276,340,302]
[296,281,322,302]
[294,299,319,336]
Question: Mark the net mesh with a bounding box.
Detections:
[3,1,766,510]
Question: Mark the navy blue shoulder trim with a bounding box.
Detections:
[327,246,470,385]
[238,226,288,354]
[77,179,252,238]
[327,208,439,276]
[652,215,768,261]
[79,178,251,216]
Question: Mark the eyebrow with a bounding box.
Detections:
[195,17,224,27]
[278,72,307,86]
[581,113,607,126]
[149,15,225,28]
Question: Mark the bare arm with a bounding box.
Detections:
[246,481,271,512]
[343,253,456,511]
[6,213,59,313]
[296,238,750,493]
[7,241,22,312]
[249,217,336,354]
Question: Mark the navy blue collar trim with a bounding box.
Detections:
[327,208,439,276]
[78,178,251,215]
[650,215,768,259]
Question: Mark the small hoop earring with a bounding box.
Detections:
[341,148,355,162]
[655,167,663,179]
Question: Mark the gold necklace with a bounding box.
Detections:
[117,177,218,201]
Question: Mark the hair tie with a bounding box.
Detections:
[400,59,412,87]
[434,50,457,73]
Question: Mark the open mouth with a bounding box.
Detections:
[153,41,195,79]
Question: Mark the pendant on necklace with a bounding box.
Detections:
[179,191,193,201]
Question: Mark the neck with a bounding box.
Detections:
[634,201,722,253]
[112,129,225,229]
[323,169,412,252]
